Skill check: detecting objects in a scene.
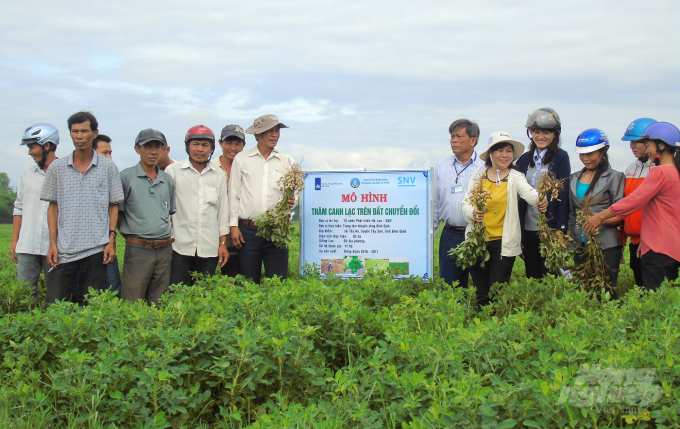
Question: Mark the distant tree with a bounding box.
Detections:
[0,173,16,224]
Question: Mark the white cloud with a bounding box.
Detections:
[0,0,677,188]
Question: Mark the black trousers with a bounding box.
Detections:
[641,250,680,292]
[522,230,548,279]
[470,240,515,308]
[169,251,218,286]
[220,248,241,277]
[46,252,107,307]
[629,242,644,287]
[238,224,288,283]
[574,245,622,298]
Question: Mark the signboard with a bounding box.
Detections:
[299,170,433,279]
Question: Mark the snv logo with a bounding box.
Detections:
[398,177,416,187]
[315,178,321,190]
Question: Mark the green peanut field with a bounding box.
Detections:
[0,223,678,428]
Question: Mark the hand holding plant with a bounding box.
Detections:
[570,195,614,294]
[254,161,306,248]
[448,178,493,269]
[535,172,574,273]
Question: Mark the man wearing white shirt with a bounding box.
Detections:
[433,119,485,288]
[229,114,295,283]
[165,125,229,286]
[10,123,59,302]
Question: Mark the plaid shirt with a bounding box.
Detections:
[40,150,124,263]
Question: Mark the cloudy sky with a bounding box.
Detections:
[1,0,678,186]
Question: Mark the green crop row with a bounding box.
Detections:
[0,265,678,428]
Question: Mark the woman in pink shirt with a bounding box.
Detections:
[584,122,680,291]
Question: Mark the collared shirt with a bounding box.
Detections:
[433,152,485,232]
[530,150,548,186]
[119,163,176,240]
[210,156,228,178]
[165,159,229,258]
[13,164,50,255]
[524,150,550,231]
[229,147,295,226]
[40,150,124,263]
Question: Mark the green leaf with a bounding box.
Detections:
[498,418,517,429]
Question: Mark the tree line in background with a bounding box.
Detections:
[0,173,15,224]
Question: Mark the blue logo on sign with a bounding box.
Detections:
[315,178,321,190]
[350,178,360,188]
[398,177,416,187]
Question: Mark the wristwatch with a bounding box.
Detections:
[220,241,227,246]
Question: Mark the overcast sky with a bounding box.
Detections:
[1,0,678,186]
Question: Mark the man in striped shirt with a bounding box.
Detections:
[433,119,485,288]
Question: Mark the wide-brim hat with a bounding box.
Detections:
[245,114,289,134]
[479,131,524,161]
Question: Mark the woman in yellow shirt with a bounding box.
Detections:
[463,132,548,308]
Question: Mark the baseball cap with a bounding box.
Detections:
[220,124,245,141]
[135,128,167,146]
[245,114,289,134]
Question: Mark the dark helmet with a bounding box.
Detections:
[525,108,561,134]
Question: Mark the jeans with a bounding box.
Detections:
[641,250,680,292]
[106,257,122,296]
[169,251,218,286]
[238,224,288,283]
[16,254,50,299]
[46,252,107,307]
[439,226,469,288]
[470,239,515,308]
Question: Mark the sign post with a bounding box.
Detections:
[299,170,433,279]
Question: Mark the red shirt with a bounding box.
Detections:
[610,165,680,262]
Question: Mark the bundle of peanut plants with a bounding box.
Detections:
[535,172,574,273]
[448,178,493,269]
[570,195,613,294]
[254,162,305,248]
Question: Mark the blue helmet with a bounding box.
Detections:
[21,123,59,147]
[622,118,657,141]
[576,128,609,154]
[639,122,680,147]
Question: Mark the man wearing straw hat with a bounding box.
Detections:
[228,114,296,283]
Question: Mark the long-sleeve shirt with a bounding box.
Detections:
[609,165,680,262]
[165,159,229,258]
[13,164,50,255]
[433,152,485,233]
[229,147,295,226]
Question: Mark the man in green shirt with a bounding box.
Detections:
[118,129,176,305]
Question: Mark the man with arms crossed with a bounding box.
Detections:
[433,119,485,288]
[10,123,59,303]
[118,129,176,304]
[165,125,229,286]
[229,114,296,283]
[40,111,124,306]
